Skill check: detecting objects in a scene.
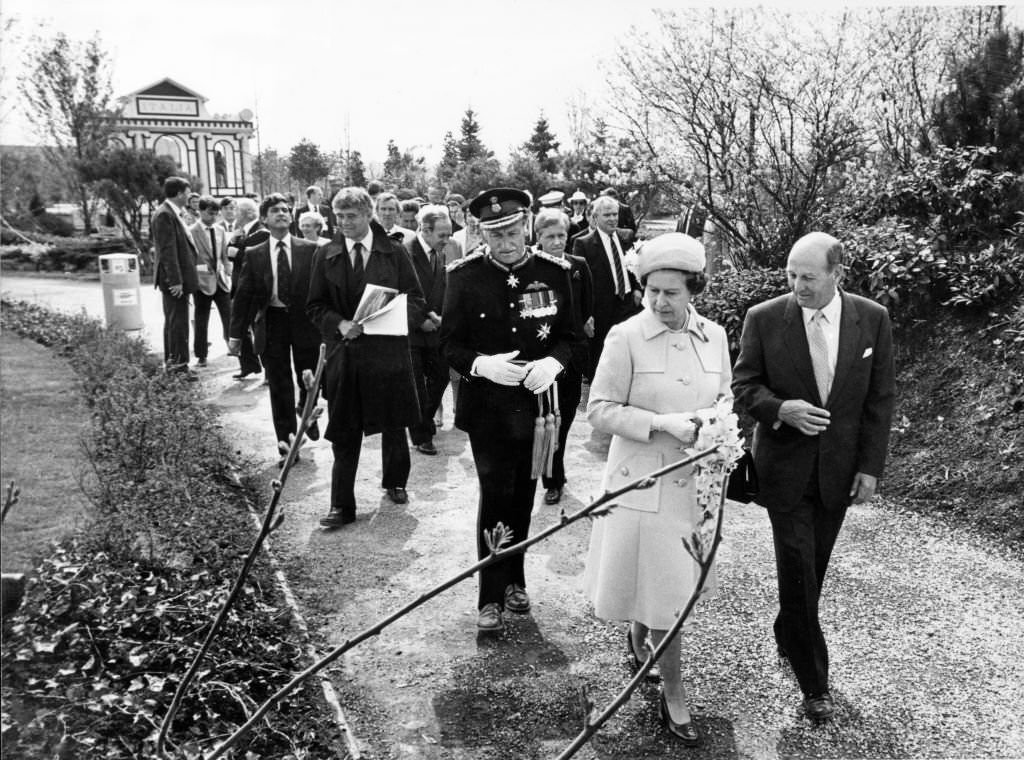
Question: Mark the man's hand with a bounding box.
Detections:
[583,316,595,338]
[523,357,562,394]
[778,399,830,435]
[169,284,183,298]
[849,472,878,504]
[227,338,241,356]
[474,351,527,386]
[428,311,442,326]
[419,319,438,333]
[652,412,697,443]
[338,320,363,340]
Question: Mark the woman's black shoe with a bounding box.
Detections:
[626,627,660,682]
[658,690,701,747]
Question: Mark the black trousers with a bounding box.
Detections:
[193,288,231,360]
[768,472,848,696]
[330,428,410,517]
[542,369,583,490]
[161,289,190,369]
[237,329,262,374]
[408,343,449,445]
[468,431,537,609]
[261,308,318,448]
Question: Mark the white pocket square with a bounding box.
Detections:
[862,347,873,358]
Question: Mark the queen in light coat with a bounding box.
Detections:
[583,233,731,746]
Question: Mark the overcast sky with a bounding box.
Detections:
[0,0,673,166]
[3,1,1018,170]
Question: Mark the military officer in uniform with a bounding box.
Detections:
[441,188,581,634]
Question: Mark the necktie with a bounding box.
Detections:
[208,227,217,259]
[609,235,626,297]
[352,242,364,276]
[277,240,291,307]
[808,310,832,404]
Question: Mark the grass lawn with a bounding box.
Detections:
[0,332,87,574]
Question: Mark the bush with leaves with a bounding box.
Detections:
[0,299,339,758]
[695,266,789,357]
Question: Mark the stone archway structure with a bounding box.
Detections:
[114,78,255,197]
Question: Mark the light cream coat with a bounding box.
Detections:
[583,306,732,629]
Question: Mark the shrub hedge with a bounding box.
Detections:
[0,300,338,758]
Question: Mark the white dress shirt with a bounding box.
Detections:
[801,290,842,373]
[597,228,630,295]
[345,229,375,269]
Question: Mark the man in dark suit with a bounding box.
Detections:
[189,196,231,367]
[307,187,426,526]
[571,194,640,380]
[229,194,322,462]
[732,232,895,722]
[226,198,265,379]
[294,185,335,239]
[404,204,452,456]
[151,176,199,375]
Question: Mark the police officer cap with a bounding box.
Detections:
[636,232,706,278]
[468,188,532,230]
[538,189,565,207]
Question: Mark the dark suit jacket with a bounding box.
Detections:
[404,236,446,348]
[293,202,336,238]
[306,227,426,438]
[229,235,320,355]
[228,220,269,296]
[731,290,896,512]
[152,201,198,294]
[571,227,640,342]
[565,253,593,374]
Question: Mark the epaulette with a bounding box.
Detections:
[533,249,572,270]
[446,249,486,272]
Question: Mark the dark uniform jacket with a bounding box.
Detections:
[152,200,198,295]
[441,248,581,440]
[306,225,426,439]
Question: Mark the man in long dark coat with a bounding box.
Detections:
[307,187,426,527]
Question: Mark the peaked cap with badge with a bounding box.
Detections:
[468,188,533,230]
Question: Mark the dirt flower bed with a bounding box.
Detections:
[0,299,341,758]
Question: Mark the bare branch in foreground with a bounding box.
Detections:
[204,446,721,759]
[155,344,326,758]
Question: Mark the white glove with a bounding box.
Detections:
[652,413,697,443]
[473,351,527,386]
[523,356,563,394]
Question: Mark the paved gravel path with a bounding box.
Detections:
[203,361,1024,760]
[6,277,1021,759]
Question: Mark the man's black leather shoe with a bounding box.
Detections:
[307,420,321,441]
[386,487,408,504]
[319,508,354,528]
[544,487,562,505]
[233,370,259,380]
[803,692,835,722]
[415,441,437,455]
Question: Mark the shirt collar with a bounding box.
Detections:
[270,234,291,253]
[417,233,434,254]
[801,289,842,325]
[639,304,710,342]
[346,229,374,253]
[484,246,531,272]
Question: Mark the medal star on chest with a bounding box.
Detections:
[506,273,519,288]
[536,322,551,341]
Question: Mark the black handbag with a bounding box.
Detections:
[726,448,758,503]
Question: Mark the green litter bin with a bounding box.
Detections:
[99,253,143,330]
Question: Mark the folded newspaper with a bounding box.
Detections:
[353,284,408,336]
